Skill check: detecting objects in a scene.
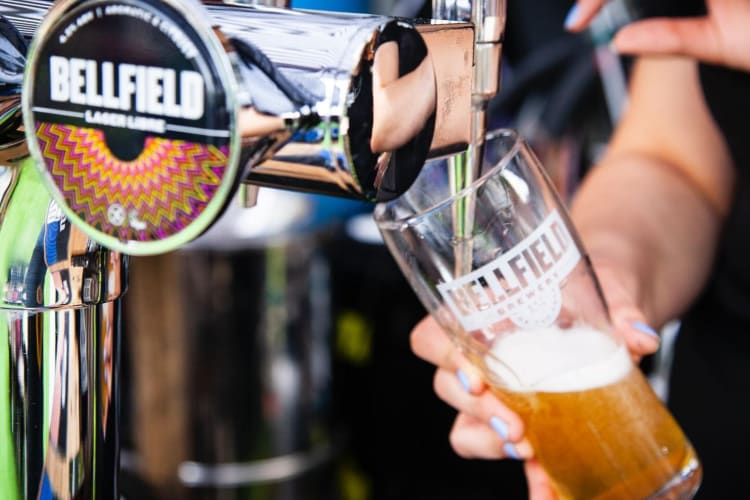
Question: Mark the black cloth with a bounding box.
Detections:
[667,64,750,499]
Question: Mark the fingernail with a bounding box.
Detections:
[457,370,471,393]
[631,321,660,339]
[564,4,580,29]
[490,416,509,440]
[503,442,521,460]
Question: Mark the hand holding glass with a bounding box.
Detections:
[374,130,702,499]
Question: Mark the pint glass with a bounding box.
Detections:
[373,129,702,499]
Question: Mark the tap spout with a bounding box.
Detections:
[433,0,505,105]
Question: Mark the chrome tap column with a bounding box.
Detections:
[0,138,128,500]
[1,16,128,499]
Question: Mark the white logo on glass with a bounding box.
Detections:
[437,210,580,331]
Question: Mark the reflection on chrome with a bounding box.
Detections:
[0,165,128,499]
[213,1,477,202]
[210,3,444,201]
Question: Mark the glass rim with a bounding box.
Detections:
[373,128,521,229]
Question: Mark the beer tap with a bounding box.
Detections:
[10,0,503,256]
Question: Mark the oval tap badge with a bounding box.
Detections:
[23,0,239,255]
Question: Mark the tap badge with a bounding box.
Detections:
[23,0,239,254]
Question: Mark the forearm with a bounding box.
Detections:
[571,152,723,328]
[568,57,734,329]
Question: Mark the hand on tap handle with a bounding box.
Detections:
[565,0,750,72]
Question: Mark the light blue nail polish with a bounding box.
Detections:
[631,321,660,338]
[564,4,580,29]
[457,370,471,392]
[490,416,509,440]
[503,442,521,460]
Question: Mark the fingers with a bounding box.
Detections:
[410,316,485,392]
[449,413,533,461]
[593,265,661,358]
[434,368,526,443]
[410,315,454,367]
[564,0,608,32]
[412,315,533,460]
[612,18,725,66]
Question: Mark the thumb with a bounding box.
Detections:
[613,18,724,66]
[524,459,559,500]
[593,265,661,359]
[610,304,661,360]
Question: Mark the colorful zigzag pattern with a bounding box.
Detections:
[36,122,230,242]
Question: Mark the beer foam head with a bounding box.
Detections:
[485,325,631,392]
